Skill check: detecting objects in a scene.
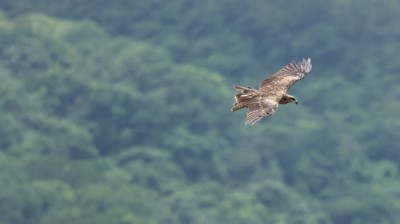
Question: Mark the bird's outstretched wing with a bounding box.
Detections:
[259,58,312,93]
[245,98,279,125]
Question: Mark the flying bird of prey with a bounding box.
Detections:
[231,58,312,125]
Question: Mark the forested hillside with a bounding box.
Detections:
[0,0,400,223]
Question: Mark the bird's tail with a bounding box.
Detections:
[231,85,257,112]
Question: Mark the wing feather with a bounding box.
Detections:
[245,98,279,125]
[259,58,312,93]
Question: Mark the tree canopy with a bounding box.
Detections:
[0,0,400,223]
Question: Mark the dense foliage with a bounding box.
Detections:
[0,0,400,223]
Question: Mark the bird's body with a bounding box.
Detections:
[231,58,312,125]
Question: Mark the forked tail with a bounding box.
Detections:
[231,85,257,112]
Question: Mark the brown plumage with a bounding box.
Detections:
[231,58,312,125]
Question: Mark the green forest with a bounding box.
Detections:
[0,0,400,223]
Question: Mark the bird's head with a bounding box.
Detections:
[288,96,298,105]
[279,95,298,105]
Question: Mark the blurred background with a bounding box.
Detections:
[0,0,400,223]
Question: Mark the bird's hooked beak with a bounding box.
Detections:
[295,101,299,105]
